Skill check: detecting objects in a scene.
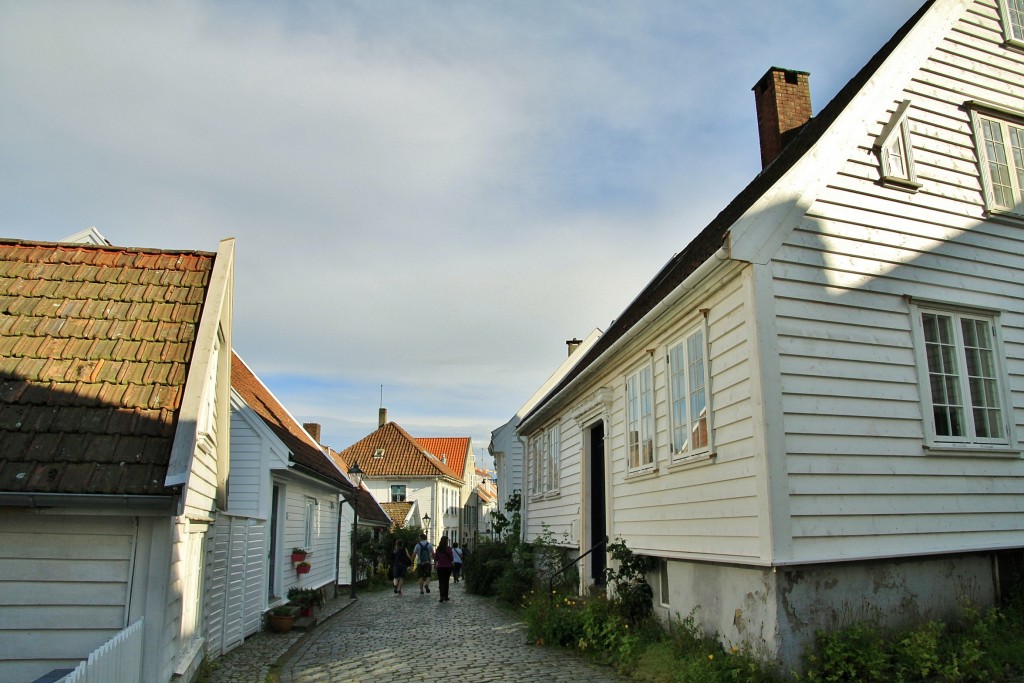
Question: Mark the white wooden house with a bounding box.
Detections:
[336,411,464,547]
[417,436,475,545]
[222,352,353,650]
[518,0,1024,667]
[0,237,234,683]
[490,330,601,522]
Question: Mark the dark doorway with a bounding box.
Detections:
[588,421,607,584]
[269,484,280,598]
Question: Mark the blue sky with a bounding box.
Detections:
[0,0,919,465]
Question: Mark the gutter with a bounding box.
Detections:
[520,244,733,433]
[0,492,176,513]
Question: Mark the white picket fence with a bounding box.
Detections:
[61,619,144,683]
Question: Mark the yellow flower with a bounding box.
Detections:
[708,654,714,661]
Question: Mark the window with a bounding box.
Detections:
[911,304,1010,448]
[390,484,406,502]
[544,421,560,492]
[304,497,316,548]
[999,0,1024,46]
[626,364,654,470]
[969,104,1024,218]
[874,100,920,190]
[668,326,713,461]
[529,423,561,494]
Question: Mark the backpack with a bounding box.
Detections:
[416,541,432,564]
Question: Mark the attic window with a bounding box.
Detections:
[998,0,1024,48]
[440,455,447,464]
[372,448,385,459]
[874,100,921,191]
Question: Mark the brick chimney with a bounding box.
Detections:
[752,67,812,169]
[303,422,321,444]
[566,338,582,356]
[378,407,387,428]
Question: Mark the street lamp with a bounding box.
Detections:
[349,461,363,600]
[423,513,430,536]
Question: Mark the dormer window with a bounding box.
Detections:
[874,100,921,191]
[372,448,385,459]
[998,0,1024,48]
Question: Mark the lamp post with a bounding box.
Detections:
[349,461,363,600]
[423,513,430,540]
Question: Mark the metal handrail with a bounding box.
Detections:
[547,535,608,601]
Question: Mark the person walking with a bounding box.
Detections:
[413,533,433,595]
[434,535,454,602]
[392,540,412,595]
[451,542,464,583]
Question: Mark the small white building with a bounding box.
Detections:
[225,352,353,644]
[519,0,1024,669]
[0,237,235,683]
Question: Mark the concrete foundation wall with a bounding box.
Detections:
[654,552,1002,669]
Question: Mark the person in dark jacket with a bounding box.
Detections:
[392,540,412,595]
[434,535,455,603]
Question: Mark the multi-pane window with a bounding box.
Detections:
[914,307,1007,446]
[390,484,406,502]
[668,327,712,460]
[529,423,561,494]
[971,108,1024,218]
[304,497,316,548]
[626,364,654,469]
[999,0,1024,44]
[874,101,919,189]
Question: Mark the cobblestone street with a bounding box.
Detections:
[278,581,628,683]
[207,579,629,683]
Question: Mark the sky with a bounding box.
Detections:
[0,0,920,467]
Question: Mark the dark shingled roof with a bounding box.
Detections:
[231,351,351,490]
[522,0,934,425]
[0,239,216,495]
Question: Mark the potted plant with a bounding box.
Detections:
[290,547,308,562]
[267,605,298,633]
[288,587,323,617]
[296,561,311,575]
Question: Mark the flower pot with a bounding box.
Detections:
[296,563,311,574]
[268,613,295,634]
[291,552,307,563]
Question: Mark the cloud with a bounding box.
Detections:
[1,0,918,452]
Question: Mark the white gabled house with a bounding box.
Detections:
[489,330,601,525]
[0,237,234,683]
[518,0,1024,668]
[226,352,353,633]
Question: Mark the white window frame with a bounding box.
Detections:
[873,100,921,191]
[909,301,1014,452]
[668,321,714,463]
[968,102,1024,220]
[390,484,406,502]
[304,497,316,548]
[998,0,1024,48]
[543,420,560,494]
[626,363,655,472]
[528,432,541,496]
[658,559,670,608]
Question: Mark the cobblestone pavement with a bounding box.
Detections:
[278,581,629,683]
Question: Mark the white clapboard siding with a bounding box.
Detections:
[771,0,1024,563]
[206,515,267,657]
[0,513,136,683]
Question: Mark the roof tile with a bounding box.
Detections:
[1,240,215,495]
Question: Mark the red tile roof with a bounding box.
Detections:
[335,422,462,482]
[324,446,392,525]
[231,352,350,490]
[0,240,215,495]
[416,436,471,478]
[381,501,413,526]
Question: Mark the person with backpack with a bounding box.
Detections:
[413,533,433,595]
